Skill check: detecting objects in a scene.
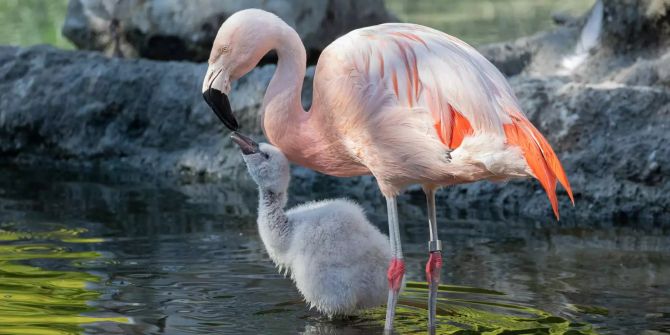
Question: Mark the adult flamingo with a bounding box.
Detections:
[202,9,573,333]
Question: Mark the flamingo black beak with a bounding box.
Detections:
[230,132,259,155]
[203,87,239,131]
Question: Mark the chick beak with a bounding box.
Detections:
[230,131,259,155]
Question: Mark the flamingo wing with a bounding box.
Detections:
[333,23,573,218]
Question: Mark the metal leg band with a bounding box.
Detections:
[428,240,442,252]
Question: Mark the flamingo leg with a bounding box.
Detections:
[424,186,442,335]
[384,196,404,333]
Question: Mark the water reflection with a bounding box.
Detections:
[326,282,597,334]
[0,227,128,335]
[0,165,668,334]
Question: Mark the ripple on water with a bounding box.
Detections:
[255,282,599,334]
[0,224,602,334]
[2,164,670,334]
[0,226,129,335]
[3,214,668,335]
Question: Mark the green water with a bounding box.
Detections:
[0,229,128,334]
[0,0,594,49]
[0,226,596,335]
[0,166,668,334]
[0,233,597,335]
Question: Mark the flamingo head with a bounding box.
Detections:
[231,132,290,193]
[202,9,285,131]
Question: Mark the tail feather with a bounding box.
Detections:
[527,125,575,205]
[503,116,573,220]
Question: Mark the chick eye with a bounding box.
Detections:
[261,152,269,159]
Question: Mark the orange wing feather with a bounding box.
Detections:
[432,105,473,149]
[448,105,474,149]
[504,114,574,219]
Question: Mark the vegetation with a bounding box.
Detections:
[386,0,594,45]
[0,0,72,49]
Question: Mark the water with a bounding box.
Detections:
[0,0,594,49]
[0,164,668,334]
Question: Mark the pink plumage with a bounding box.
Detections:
[317,23,572,209]
[202,9,573,332]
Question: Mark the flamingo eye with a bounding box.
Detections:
[208,45,231,64]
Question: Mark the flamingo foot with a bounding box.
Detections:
[426,251,442,334]
[384,257,405,333]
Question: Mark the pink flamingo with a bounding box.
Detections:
[202,9,573,333]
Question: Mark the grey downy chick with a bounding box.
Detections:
[231,132,391,317]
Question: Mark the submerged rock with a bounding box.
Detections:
[61,0,395,62]
[0,44,668,223]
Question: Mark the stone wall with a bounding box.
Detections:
[62,0,395,62]
[0,42,668,223]
[1,1,669,223]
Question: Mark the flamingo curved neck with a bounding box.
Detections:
[261,25,309,148]
[256,21,367,177]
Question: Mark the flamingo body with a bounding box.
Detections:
[262,21,573,216]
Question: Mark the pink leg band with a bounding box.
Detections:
[425,251,443,283]
[387,257,406,291]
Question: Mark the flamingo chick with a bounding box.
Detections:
[203,9,574,333]
[231,132,392,317]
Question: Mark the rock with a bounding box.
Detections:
[599,0,670,52]
[479,0,670,87]
[611,51,670,86]
[478,24,581,77]
[0,44,273,183]
[441,77,670,223]
[477,42,533,77]
[0,45,668,224]
[61,0,395,62]
[551,11,580,26]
